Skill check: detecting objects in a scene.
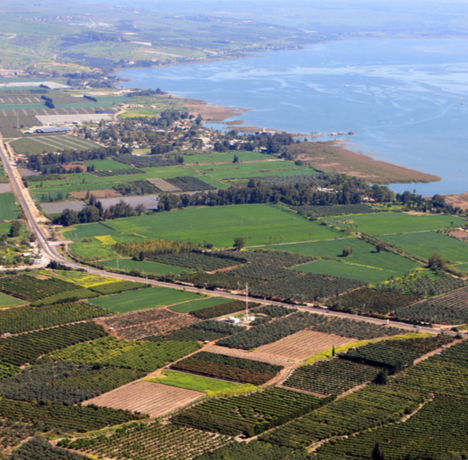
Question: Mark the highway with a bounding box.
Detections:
[0,135,444,335]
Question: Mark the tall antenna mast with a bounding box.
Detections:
[245,283,249,319]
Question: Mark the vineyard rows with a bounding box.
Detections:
[284,359,381,395]
[330,288,421,315]
[190,300,259,320]
[65,422,231,460]
[341,343,418,374]
[0,322,107,367]
[0,274,79,301]
[174,388,331,437]
[316,396,468,460]
[51,336,201,372]
[0,302,109,334]
[262,385,424,448]
[396,285,468,324]
[0,398,143,433]
[172,351,283,385]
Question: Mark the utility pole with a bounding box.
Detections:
[245,283,249,320]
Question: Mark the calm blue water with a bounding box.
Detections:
[118,39,468,195]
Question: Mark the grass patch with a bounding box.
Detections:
[0,292,27,308]
[382,231,468,264]
[146,370,253,396]
[168,296,232,313]
[102,258,190,275]
[100,204,340,249]
[0,193,18,220]
[337,212,466,235]
[89,286,202,314]
[83,159,135,171]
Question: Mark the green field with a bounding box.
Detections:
[278,237,421,282]
[30,165,228,201]
[382,231,468,264]
[0,292,27,308]
[70,238,120,260]
[334,212,466,235]
[0,193,18,220]
[181,151,271,164]
[89,286,202,313]
[147,370,246,394]
[294,260,395,283]
[83,159,135,171]
[10,136,100,154]
[168,296,232,313]
[193,160,317,180]
[66,223,117,239]
[102,258,191,275]
[67,204,341,249]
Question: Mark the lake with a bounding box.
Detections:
[118,39,468,195]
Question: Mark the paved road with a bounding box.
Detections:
[0,135,446,336]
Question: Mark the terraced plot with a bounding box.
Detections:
[83,380,203,417]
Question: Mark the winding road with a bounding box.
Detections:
[0,134,444,335]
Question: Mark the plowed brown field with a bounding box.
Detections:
[208,331,356,366]
[83,380,203,418]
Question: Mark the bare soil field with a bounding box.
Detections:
[146,178,181,192]
[287,141,440,185]
[98,308,200,340]
[444,192,468,211]
[83,380,203,417]
[70,189,122,199]
[449,230,468,241]
[207,331,354,366]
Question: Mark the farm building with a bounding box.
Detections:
[34,126,72,134]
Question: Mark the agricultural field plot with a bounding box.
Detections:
[0,322,107,367]
[253,331,356,364]
[209,331,355,366]
[52,269,122,289]
[0,398,142,434]
[175,387,329,437]
[382,231,468,264]
[172,351,283,385]
[102,258,190,276]
[0,302,109,334]
[294,260,396,283]
[0,193,18,220]
[83,380,204,418]
[0,292,26,308]
[193,160,317,180]
[217,312,404,351]
[89,286,200,314]
[284,359,382,395]
[98,204,341,249]
[331,288,421,315]
[181,151,270,164]
[66,421,231,460]
[148,320,244,344]
[51,336,201,372]
[169,297,233,314]
[396,285,468,324]
[291,204,377,218]
[190,300,259,319]
[148,370,250,395]
[10,135,100,154]
[329,212,466,235]
[262,385,424,449]
[315,396,468,460]
[394,339,468,398]
[83,159,136,171]
[274,238,421,280]
[98,308,200,340]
